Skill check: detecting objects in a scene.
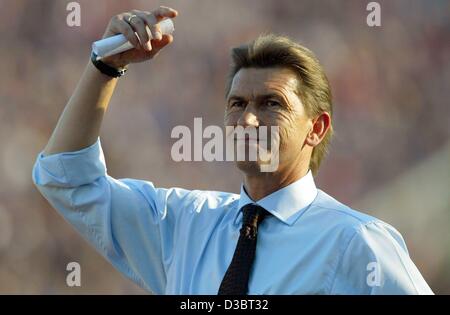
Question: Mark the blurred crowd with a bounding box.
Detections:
[0,0,448,293]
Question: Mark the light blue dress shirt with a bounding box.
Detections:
[32,138,433,294]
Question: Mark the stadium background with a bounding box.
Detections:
[0,0,448,293]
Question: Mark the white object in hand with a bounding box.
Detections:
[92,18,175,59]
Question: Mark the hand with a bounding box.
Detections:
[100,6,178,68]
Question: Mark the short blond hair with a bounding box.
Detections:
[226,34,333,176]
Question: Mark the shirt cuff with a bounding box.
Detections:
[32,138,107,187]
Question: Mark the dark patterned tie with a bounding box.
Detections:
[218,204,269,295]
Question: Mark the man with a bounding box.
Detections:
[32,6,433,294]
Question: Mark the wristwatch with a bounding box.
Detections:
[90,51,128,78]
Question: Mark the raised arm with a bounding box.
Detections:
[43,6,178,156]
[33,7,185,294]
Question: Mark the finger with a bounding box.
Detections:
[152,6,178,22]
[149,24,162,41]
[150,34,173,53]
[135,12,162,40]
[114,19,141,49]
[125,14,151,51]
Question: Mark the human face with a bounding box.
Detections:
[224,67,314,175]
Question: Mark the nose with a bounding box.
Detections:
[237,104,260,128]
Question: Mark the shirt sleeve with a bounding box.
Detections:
[32,138,199,294]
[330,221,434,295]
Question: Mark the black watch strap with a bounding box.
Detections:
[91,51,128,78]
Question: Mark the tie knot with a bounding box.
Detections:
[240,204,269,239]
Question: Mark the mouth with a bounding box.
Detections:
[235,137,259,141]
[234,138,261,146]
[233,135,267,142]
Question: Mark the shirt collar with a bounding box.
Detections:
[236,170,318,226]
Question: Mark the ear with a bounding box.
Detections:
[305,112,331,147]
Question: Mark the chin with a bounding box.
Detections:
[235,160,262,174]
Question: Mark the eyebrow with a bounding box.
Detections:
[227,93,285,102]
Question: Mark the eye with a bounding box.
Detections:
[230,101,245,108]
[266,99,281,108]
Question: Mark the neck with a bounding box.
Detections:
[243,162,310,201]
